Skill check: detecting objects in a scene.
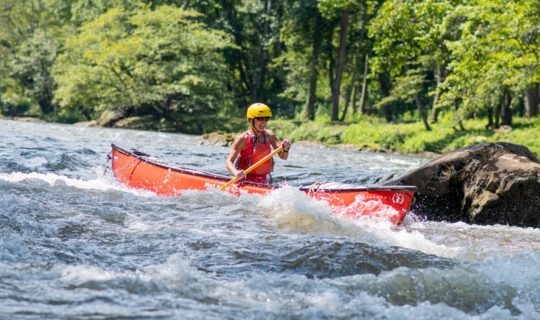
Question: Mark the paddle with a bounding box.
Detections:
[220,146,284,190]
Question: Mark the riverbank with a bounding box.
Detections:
[202,115,540,157]
[3,114,539,157]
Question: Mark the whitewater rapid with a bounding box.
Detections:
[1,119,539,319]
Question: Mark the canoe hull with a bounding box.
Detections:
[110,144,415,224]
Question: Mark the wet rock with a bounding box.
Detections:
[387,142,540,227]
[198,132,235,146]
[113,115,157,130]
[8,116,46,123]
[97,110,126,127]
[73,120,98,127]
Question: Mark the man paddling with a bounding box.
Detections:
[225,103,291,184]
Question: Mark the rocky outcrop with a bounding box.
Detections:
[387,142,540,227]
[113,115,158,130]
[198,132,236,146]
[96,110,127,127]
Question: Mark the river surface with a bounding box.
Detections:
[1,119,539,319]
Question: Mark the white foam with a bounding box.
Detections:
[477,253,540,319]
[405,221,540,262]
[0,170,154,196]
[142,254,202,288]
[56,254,201,288]
[257,186,344,233]
[49,251,538,319]
[478,251,540,288]
[209,270,519,319]
[255,187,460,258]
[59,265,122,282]
[25,156,49,168]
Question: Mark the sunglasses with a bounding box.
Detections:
[254,117,270,121]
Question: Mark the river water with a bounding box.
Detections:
[1,119,539,319]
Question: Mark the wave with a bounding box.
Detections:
[253,187,461,258]
[0,169,154,196]
[47,251,539,319]
[2,169,536,265]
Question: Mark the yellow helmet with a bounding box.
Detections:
[246,103,272,121]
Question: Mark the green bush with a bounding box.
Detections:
[0,100,31,116]
[268,116,540,157]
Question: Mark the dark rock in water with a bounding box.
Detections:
[198,132,235,146]
[97,110,126,127]
[387,142,540,227]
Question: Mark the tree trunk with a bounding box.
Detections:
[430,64,443,123]
[331,9,349,121]
[223,2,252,100]
[306,11,323,121]
[351,80,360,115]
[486,107,494,129]
[378,73,393,123]
[517,97,524,117]
[358,53,369,114]
[495,88,513,127]
[525,84,539,117]
[340,80,354,121]
[415,93,432,131]
[252,0,273,101]
[37,73,54,114]
[454,101,465,131]
[501,88,512,126]
[340,27,364,121]
[37,94,54,114]
[495,97,502,128]
[327,24,335,110]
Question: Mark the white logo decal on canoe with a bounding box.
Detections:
[392,193,404,204]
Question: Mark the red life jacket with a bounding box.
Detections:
[236,131,274,183]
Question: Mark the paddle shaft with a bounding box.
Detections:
[220,146,284,190]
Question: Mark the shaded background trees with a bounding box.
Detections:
[1,0,538,134]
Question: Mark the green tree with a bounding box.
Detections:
[231,0,287,109]
[179,0,291,115]
[10,30,60,114]
[53,5,234,129]
[318,0,356,121]
[440,0,540,128]
[370,0,464,130]
[0,0,55,115]
[278,0,329,120]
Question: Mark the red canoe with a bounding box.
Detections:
[110,144,416,224]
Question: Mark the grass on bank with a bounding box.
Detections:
[4,105,539,157]
[269,114,540,157]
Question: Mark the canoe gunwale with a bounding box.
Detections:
[111,144,416,193]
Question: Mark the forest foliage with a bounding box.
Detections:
[1,0,539,137]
